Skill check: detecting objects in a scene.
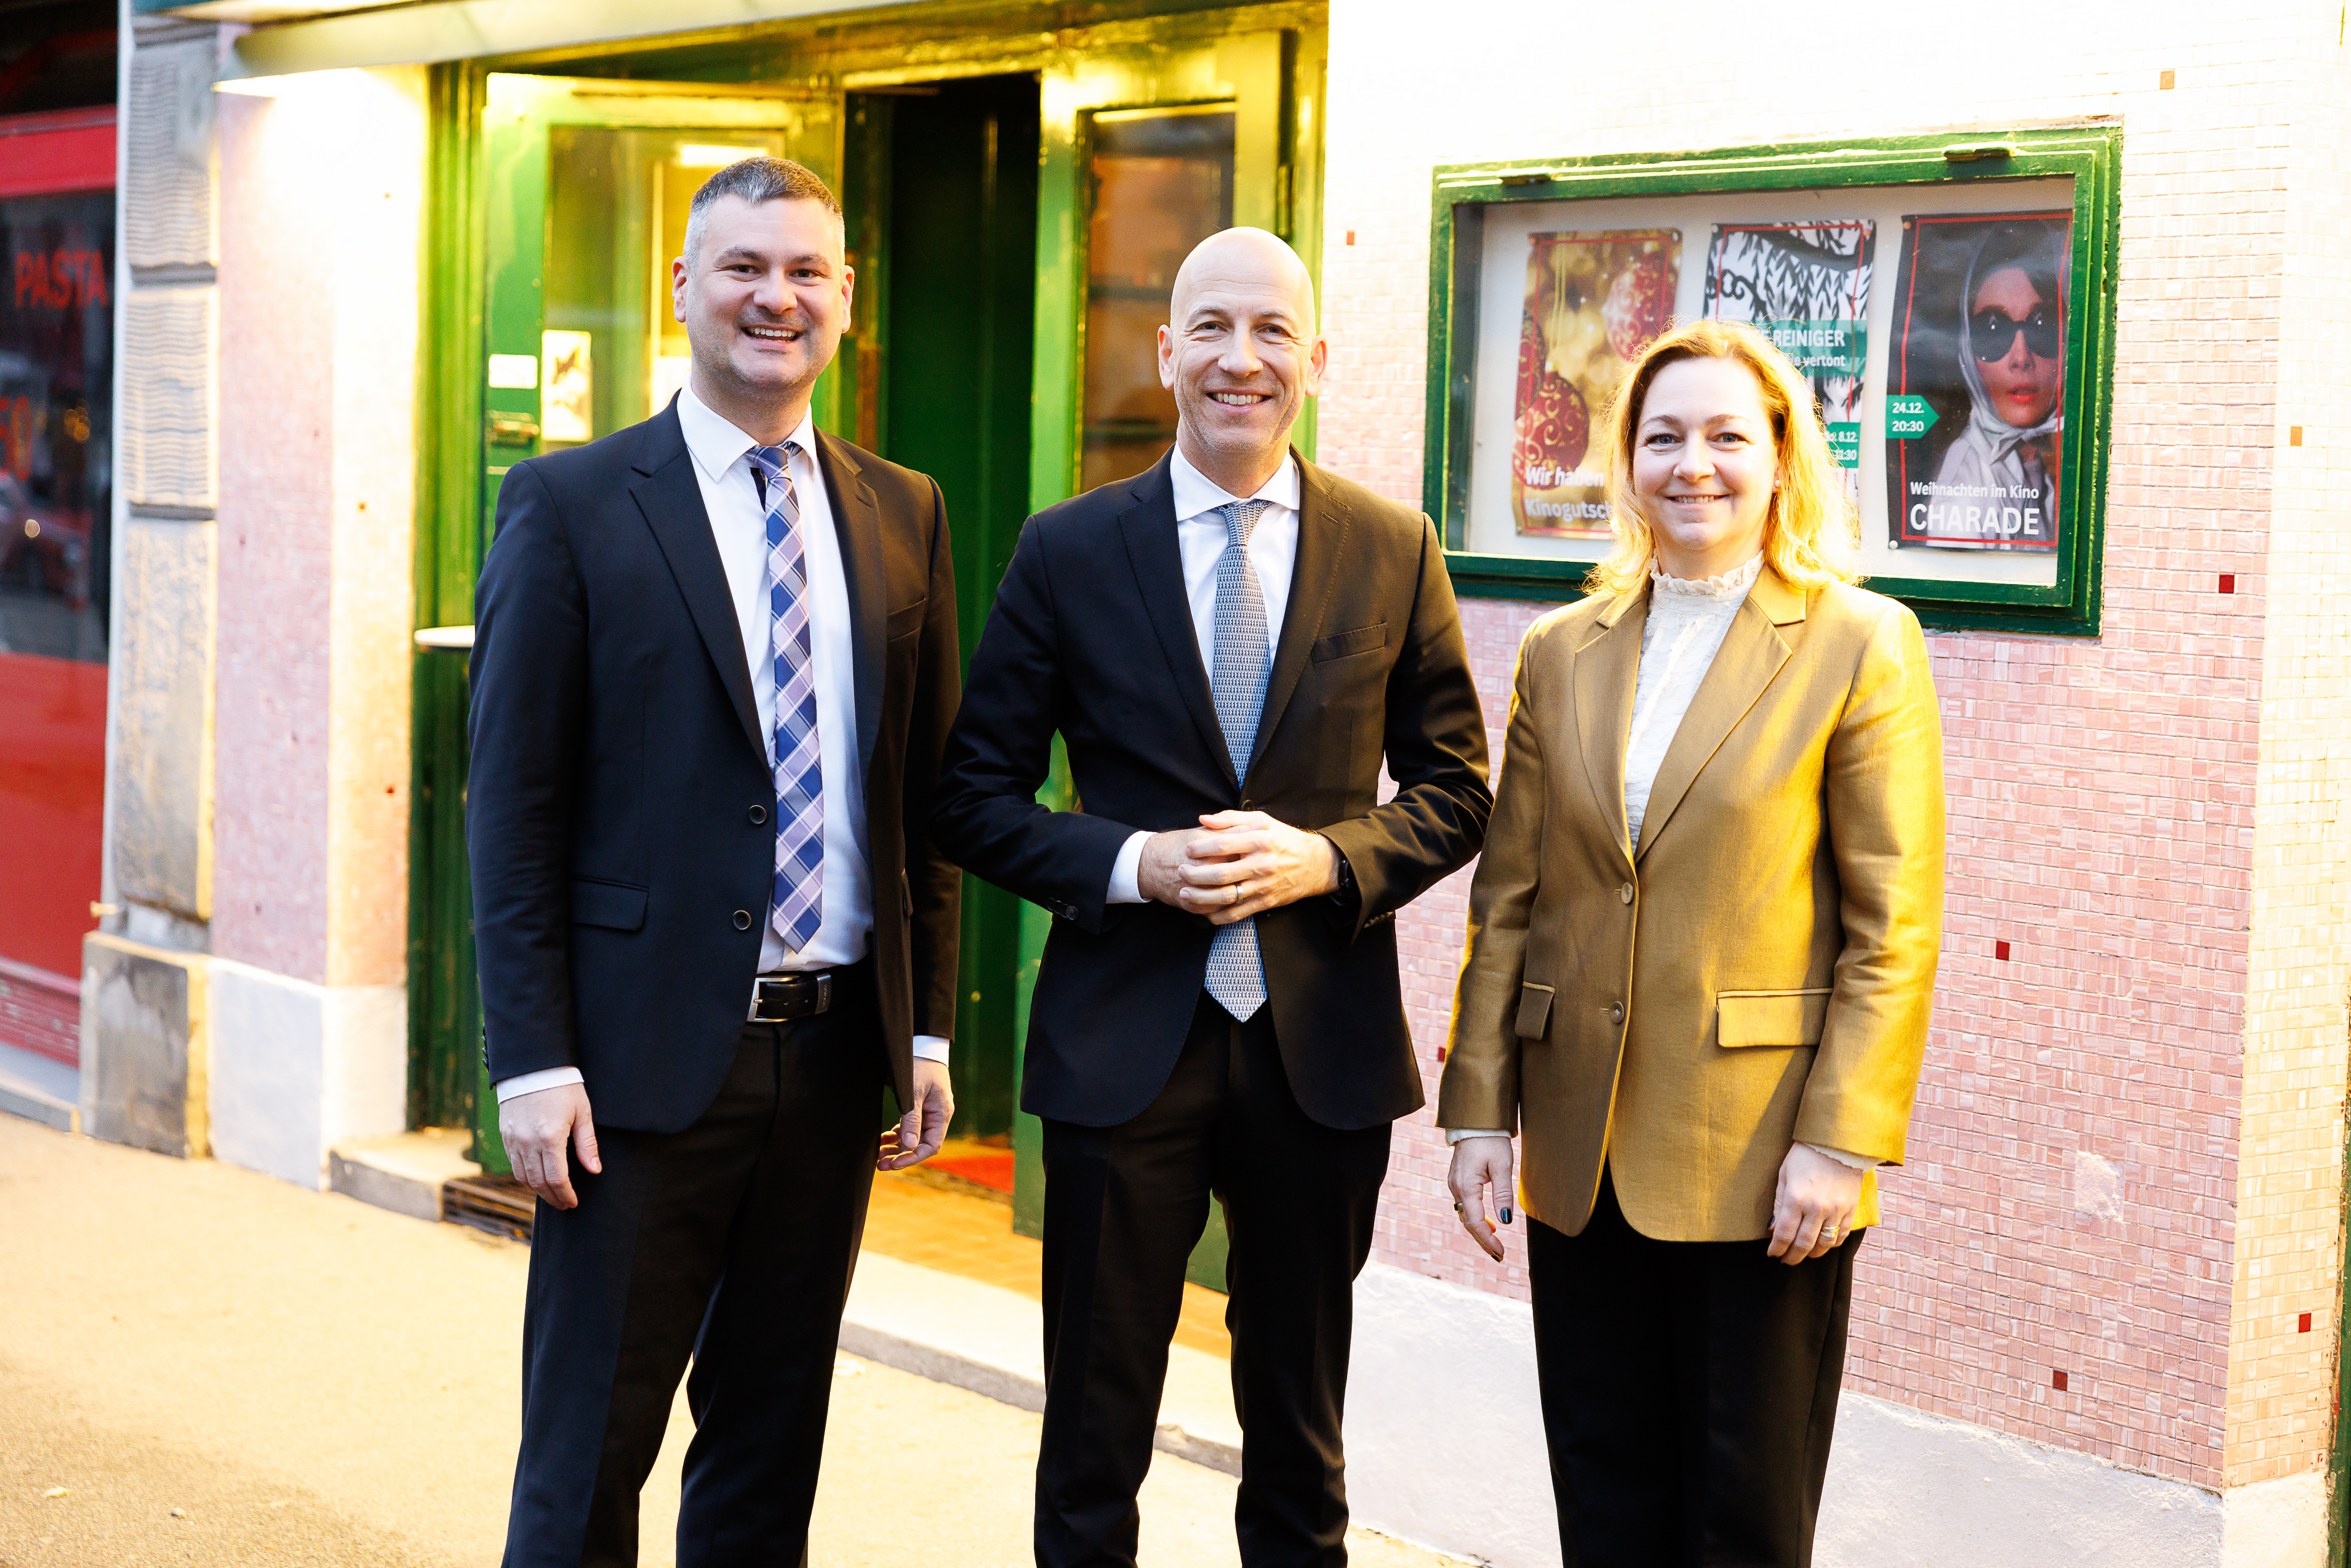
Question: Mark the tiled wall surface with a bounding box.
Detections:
[2225,36,2351,1489]
[210,75,421,993]
[212,90,337,987]
[1317,0,2347,1491]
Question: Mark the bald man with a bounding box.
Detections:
[932,229,1491,1567]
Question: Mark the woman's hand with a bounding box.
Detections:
[1446,1135,1515,1262]
[1767,1143,1864,1265]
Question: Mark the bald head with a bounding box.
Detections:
[1169,227,1317,329]
[1158,228,1327,496]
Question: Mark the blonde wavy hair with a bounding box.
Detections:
[1581,319,1861,598]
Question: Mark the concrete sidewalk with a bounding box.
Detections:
[0,1115,1466,1567]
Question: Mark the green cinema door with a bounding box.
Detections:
[832,29,1318,1279]
[416,19,1324,1286]
[430,76,842,1170]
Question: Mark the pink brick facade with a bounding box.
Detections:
[1317,0,2351,1496]
[212,92,337,988]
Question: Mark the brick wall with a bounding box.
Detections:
[2225,28,2351,1489]
[1318,0,2339,1490]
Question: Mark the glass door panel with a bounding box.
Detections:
[1079,108,1233,492]
[448,77,840,1165]
[542,128,798,451]
[481,77,838,547]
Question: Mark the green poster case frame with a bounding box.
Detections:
[1423,123,2122,636]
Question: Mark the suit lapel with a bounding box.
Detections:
[816,432,886,783]
[1573,590,1644,866]
[628,408,766,767]
[1251,452,1348,782]
[1117,455,1235,789]
[1633,569,1804,863]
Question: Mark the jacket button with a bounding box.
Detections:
[1619,882,1633,904]
[1610,1003,1625,1024]
[1241,798,1254,809]
[732,910,753,931]
[748,805,769,825]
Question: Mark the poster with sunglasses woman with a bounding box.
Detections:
[1885,213,2069,553]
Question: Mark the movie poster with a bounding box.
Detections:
[1511,229,1679,538]
[1883,212,2069,553]
[1703,220,1874,488]
[541,329,594,445]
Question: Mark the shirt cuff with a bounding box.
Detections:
[495,1066,584,1103]
[911,1034,951,1064]
[1804,1142,1874,1170]
[1446,1128,1511,1144]
[1107,830,1150,904]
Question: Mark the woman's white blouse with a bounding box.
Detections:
[1622,554,1762,851]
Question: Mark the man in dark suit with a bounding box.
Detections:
[931,227,1492,1567]
[469,157,961,1567]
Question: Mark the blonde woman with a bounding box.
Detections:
[1441,320,1944,1565]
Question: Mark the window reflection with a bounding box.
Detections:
[541,127,791,448]
[1080,108,1234,493]
[0,189,110,662]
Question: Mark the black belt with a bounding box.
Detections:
[748,970,838,1023]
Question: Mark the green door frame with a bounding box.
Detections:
[407,4,1331,1215]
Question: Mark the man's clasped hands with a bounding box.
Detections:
[1137,810,1341,924]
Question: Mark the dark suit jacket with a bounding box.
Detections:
[930,451,1491,1130]
[468,402,962,1133]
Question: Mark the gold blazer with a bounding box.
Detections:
[1438,567,1945,1242]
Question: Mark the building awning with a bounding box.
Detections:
[135,0,919,81]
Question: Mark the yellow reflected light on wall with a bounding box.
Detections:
[676,144,764,168]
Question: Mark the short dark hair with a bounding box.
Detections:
[684,157,842,262]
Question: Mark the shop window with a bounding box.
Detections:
[0,180,110,997]
[1422,126,2120,634]
[1,186,109,661]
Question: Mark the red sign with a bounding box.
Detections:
[13,247,106,310]
[0,109,113,201]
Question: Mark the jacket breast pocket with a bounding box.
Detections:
[571,878,648,932]
[885,598,927,641]
[1716,989,1831,1048]
[1514,982,1555,1041]
[1310,622,1388,662]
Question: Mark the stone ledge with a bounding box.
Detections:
[0,1068,78,1133]
[326,1128,478,1222]
[313,1146,1248,1477]
[840,1251,1242,1476]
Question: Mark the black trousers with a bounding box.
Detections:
[1035,992,1392,1568]
[502,977,886,1568]
[1528,1173,1859,1568]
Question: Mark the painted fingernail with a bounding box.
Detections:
[1501,1208,1513,1224]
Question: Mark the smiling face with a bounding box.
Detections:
[1971,265,2062,430]
[1629,354,1781,581]
[672,194,853,438]
[1157,229,1328,495]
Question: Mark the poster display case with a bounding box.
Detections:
[1424,126,2119,634]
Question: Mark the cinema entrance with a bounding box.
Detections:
[406,5,1326,1281]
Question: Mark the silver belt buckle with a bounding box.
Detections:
[748,970,833,1023]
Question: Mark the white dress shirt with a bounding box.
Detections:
[497,385,946,1104]
[1449,553,1866,1172]
[1106,446,1303,903]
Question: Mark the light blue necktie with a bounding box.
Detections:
[1205,500,1271,1020]
[746,442,822,951]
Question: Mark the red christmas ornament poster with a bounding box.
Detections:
[1511,228,1679,540]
